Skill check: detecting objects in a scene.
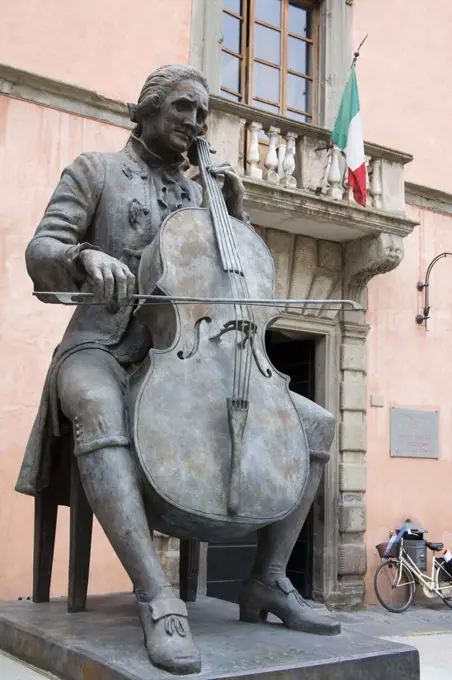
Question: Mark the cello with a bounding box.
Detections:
[128,138,310,542]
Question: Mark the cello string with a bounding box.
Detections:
[213,185,254,408]
[199,141,243,401]
[217,218,252,408]
[210,176,255,406]
[206,148,255,408]
[209,167,256,408]
[211,188,250,406]
[202,153,231,270]
[207,185,242,401]
[200,140,262,409]
[201,146,230,271]
[200,143,243,401]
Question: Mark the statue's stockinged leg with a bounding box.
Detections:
[58,350,201,675]
[240,395,341,635]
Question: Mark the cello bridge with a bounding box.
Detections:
[209,319,257,347]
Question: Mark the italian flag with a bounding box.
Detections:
[331,64,366,207]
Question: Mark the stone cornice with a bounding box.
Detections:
[3,62,449,218]
[405,181,452,215]
[0,63,132,129]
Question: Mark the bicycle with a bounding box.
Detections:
[374,535,452,613]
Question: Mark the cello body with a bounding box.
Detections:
[129,205,309,542]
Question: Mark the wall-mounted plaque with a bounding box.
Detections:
[390,408,439,459]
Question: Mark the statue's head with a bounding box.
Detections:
[128,64,209,156]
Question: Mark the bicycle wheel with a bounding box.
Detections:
[374,560,415,613]
[440,591,452,609]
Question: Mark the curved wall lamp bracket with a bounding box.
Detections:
[416,252,452,329]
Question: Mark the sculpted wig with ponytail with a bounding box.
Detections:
[128,64,209,137]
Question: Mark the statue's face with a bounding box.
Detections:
[140,79,209,155]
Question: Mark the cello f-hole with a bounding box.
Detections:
[177,316,212,360]
[252,344,273,378]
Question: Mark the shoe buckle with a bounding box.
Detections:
[276,577,296,594]
[149,597,188,622]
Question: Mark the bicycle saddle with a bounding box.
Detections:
[426,542,443,551]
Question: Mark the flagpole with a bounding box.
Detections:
[315,35,368,199]
[330,35,368,208]
[351,34,368,69]
[344,34,368,207]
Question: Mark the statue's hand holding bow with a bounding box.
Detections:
[79,250,135,310]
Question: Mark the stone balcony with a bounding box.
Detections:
[207,95,417,243]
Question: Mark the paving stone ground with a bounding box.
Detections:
[338,602,452,679]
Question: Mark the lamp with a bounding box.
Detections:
[416,252,452,329]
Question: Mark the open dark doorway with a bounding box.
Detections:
[206,329,317,603]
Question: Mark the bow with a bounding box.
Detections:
[32,291,363,311]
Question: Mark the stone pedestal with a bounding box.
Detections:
[0,594,419,679]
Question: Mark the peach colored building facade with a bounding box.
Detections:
[0,0,451,608]
[0,0,193,602]
[354,0,452,602]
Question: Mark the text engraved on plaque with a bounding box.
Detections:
[390,408,439,459]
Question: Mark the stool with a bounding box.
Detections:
[33,452,200,612]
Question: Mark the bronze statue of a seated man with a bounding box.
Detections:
[16,64,339,676]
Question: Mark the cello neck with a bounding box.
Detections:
[196,138,243,276]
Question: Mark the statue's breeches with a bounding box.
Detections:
[289,392,335,462]
[57,349,130,456]
[55,348,335,463]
